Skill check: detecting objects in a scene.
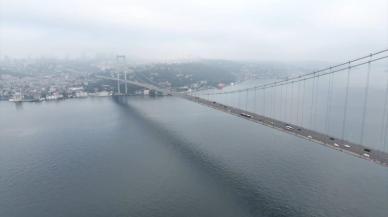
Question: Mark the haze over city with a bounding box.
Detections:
[1,0,387,61]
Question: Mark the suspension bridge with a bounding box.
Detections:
[101,49,388,167]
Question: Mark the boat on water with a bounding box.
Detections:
[9,91,39,103]
[9,97,39,103]
[9,95,23,102]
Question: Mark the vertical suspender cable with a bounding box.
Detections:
[324,69,331,135]
[314,75,320,130]
[238,90,241,108]
[263,88,266,116]
[381,80,388,147]
[269,87,272,118]
[328,73,334,135]
[294,81,298,124]
[341,63,351,141]
[294,82,298,124]
[254,87,257,114]
[384,101,388,151]
[288,83,291,122]
[280,84,284,121]
[285,84,288,122]
[310,74,316,129]
[245,89,249,111]
[360,59,372,145]
[276,85,279,119]
[272,87,275,125]
[291,81,294,124]
[268,87,271,118]
[325,71,334,139]
[287,82,291,124]
[274,86,277,123]
[301,79,306,127]
[271,87,274,119]
[273,86,277,119]
[292,81,295,124]
[296,81,301,126]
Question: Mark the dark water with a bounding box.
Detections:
[1,97,387,217]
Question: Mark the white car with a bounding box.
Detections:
[363,153,370,158]
[333,143,339,147]
[307,135,312,139]
[285,125,293,130]
[240,113,252,118]
[344,144,351,148]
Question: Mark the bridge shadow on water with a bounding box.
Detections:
[112,96,306,217]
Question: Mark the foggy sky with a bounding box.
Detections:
[0,0,387,61]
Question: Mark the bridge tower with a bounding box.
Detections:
[117,72,120,94]
[124,71,128,95]
[116,55,126,95]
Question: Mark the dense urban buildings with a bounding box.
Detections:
[0,56,312,102]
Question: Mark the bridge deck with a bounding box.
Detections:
[184,95,388,167]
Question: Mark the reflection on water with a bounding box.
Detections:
[14,102,23,110]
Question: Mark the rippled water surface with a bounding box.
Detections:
[1,97,387,217]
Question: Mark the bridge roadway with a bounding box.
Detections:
[98,75,388,167]
[183,95,388,167]
[96,75,171,95]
